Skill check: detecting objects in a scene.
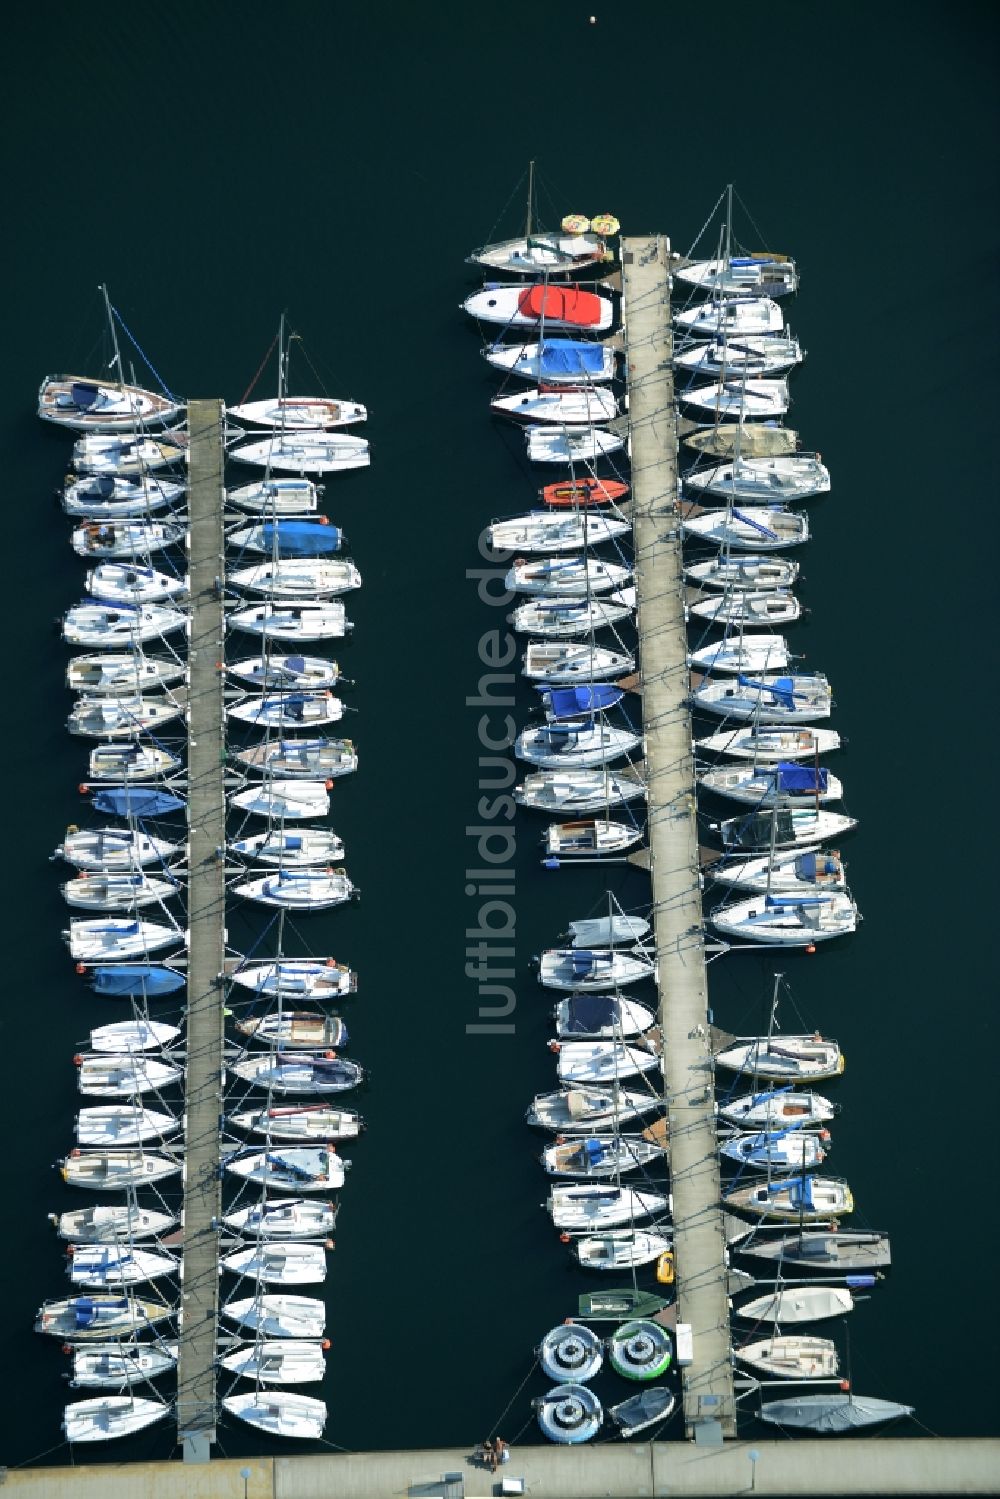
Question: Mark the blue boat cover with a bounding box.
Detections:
[738,675,797,711]
[570,951,597,975]
[774,761,828,793]
[584,1138,606,1163]
[91,964,186,996]
[259,521,343,557]
[539,341,605,377]
[71,382,100,409]
[93,788,185,817]
[563,994,619,1033]
[765,894,826,908]
[545,685,623,719]
[285,655,306,673]
[732,508,779,540]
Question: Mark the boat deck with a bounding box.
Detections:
[622,234,736,1439]
[175,399,227,1459]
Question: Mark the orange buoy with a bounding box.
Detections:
[77,783,89,795]
[70,1149,82,1158]
[839,1379,851,1392]
[319,516,330,526]
[321,1338,331,1350]
[62,1344,73,1355]
[559,1232,571,1244]
[805,943,817,954]
[75,963,87,975]
[73,1054,84,1067]
[325,779,334,790]
[547,1041,561,1054]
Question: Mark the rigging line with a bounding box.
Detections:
[239,329,281,407]
[731,187,771,255]
[107,300,177,402]
[485,1355,541,1440]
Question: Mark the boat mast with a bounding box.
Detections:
[525,159,535,243]
[100,284,125,393]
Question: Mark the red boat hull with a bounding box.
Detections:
[541,478,630,508]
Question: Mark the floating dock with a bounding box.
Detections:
[174,398,227,1460]
[621,234,736,1439]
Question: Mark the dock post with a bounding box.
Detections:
[621,235,736,1439]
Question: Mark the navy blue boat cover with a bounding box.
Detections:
[562,994,620,1033]
[774,761,828,792]
[545,685,623,718]
[92,788,185,817]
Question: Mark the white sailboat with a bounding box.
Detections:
[231,869,354,911]
[692,673,832,724]
[54,827,181,871]
[685,553,799,591]
[681,505,808,549]
[548,1184,670,1232]
[484,338,617,383]
[71,520,186,558]
[228,958,355,999]
[62,601,187,648]
[66,652,186,694]
[684,454,830,502]
[63,1395,169,1443]
[526,426,625,464]
[487,511,629,553]
[227,477,321,515]
[572,1229,672,1270]
[228,779,331,821]
[695,726,840,761]
[711,891,859,945]
[222,1294,326,1338]
[555,1039,661,1084]
[223,1146,347,1193]
[688,633,790,675]
[223,1390,326,1438]
[674,334,802,378]
[468,170,615,276]
[67,693,186,739]
[69,1342,178,1388]
[516,723,641,768]
[220,1242,329,1284]
[62,474,185,520]
[510,587,635,637]
[220,1339,327,1386]
[681,378,789,420]
[227,601,348,641]
[227,691,344,729]
[64,918,184,962]
[699,763,842,804]
[540,949,655,993]
[527,1086,661,1133]
[229,430,369,475]
[706,846,847,897]
[516,765,646,812]
[223,1199,336,1240]
[75,1107,181,1146]
[227,558,361,598]
[229,1104,361,1142]
[491,386,619,426]
[522,641,635,682]
[674,296,784,337]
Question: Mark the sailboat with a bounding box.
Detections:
[758,1393,913,1432]
[484,338,617,384]
[229,320,365,429]
[62,1395,169,1442]
[467,164,616,275]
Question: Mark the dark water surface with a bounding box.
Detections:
[1,0,997,1469]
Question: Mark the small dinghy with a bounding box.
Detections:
[735,1286,855,1325]
[687,589,801,628]
[484,338,617,384]
[491,385,619,426]
[462,281,614,332]
[555,1038,660,1084]
[687,423,800,460]
[517,765,646,813]
[72,520,186,558]
[224,1146,347,1192]
[75,1106,180,1146]
[224,1199,336,1240]
[222,1294,325,1339]
[758,1393,914,1432]
[695,726,840,762]
[692,673,832,724]
[578,1287,669,1320]
[681,506,808,550]
[221,1241,329,1285]
[76,1056,182,1098]
[719,1126,828,1171]
[67,1244,178,1288]
[231,1051,364,1095]
[537,1323,604,1383]
[70,1341,178,1388]
[543,818,644,859]
[227,558,361,599]
[718,1086,836,1130]
[232,869,354,911]
[572,1228,672,1270]
[608,1319,672,1380]
[65,919,184,963]
[542,477,629,507]
[688,633,790,675]
[68,693,186,740]
[488,511,629,554]
[86,744,181,782]
[517,723,640,768]
[724,1174,854,1220]
[700,762,842,805]
[62,871,181,912]
[220,1339,327,1385]
[227,477,321,515]
[63,601,187,648]
[228,601,348,640]
[88,1020,180,1052]
[534,1384,602,1444]
[540,948,655,993]
[86,563,187,605]
[553,993,655,1039]
[714,1034,844,1082]
[229,430,369,475]
[40,375,182,432]
[228,779,331,821]
[548,1184,669,1232]
[228,396,365,430]
[63,1394,168,1443]
[684,454,830,503]
[228,653,341,690]
[609,1386,676,1437]
[233,739,357,780]
[66,652,186,696]
[527,1086,661,1133]
[676,255,798,298]
[685,553,799,592]
[55,827,181,872]
[681,377,789,420]
[523,641,635,683]
[674,296,784,337]
[735,1336,839,1380]
[734,1230,891,1272]
[228,518,345,557]
[59,1150,181,1190]
[228,690,344,729]
[714,807,858,852]
[36,1294,172,1340]
[507,555,631,597]
[229,828,346,867]
[541,1133,664,1179]
[72,432,188,476]
[711,891,859,946]
[674,334,802,377]
[63,475,185,520]
[527,426,625,464]
[56,1205,176,1243]
[228,958,355,999]
[223,1389,327,1439]
[229,1104,361,1142]
[235,1013,348,1049]
[511,587,635,638]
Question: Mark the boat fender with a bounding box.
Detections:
[839,1379,850,1391]
[73,1055,84,1066]
[324,780,334,790]
[61,1344,73,1355]
[559,1232,571,1244]
[67,825,79,835]
[321,1338,331,1350]
[323,1051,335,1059]
[548,1042,561,1053]
[71,1149,82,1158]
[805,944,816,954]
[75,962,87,975]
[78,784,90,795]
[66,1246,75,1256]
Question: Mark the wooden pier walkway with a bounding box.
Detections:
[622,235,736,1439]
[174,399,227,1459]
